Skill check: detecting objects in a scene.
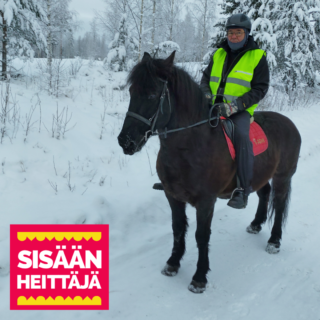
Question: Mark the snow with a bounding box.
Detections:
[0,58,320,319]
[153,41,181,58]
[3,0,18,26]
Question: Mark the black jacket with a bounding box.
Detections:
[200,36,270,109]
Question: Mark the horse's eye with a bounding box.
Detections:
[148,94,156,100]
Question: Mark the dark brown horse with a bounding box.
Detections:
[118,52,301,293]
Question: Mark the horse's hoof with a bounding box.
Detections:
[188,280,207,293]
[246,224,262,234]
[266,242,280,254]
[161,264,179,277]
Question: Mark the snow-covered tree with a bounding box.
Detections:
[151,0,157,51]
[241,0,277,71]
[189,0,219,61]
[177,11,199,62]
[151,41,180,58]
[0,0,47,79]
[310,6,320,71]
[95,0,128,35]
[272,0,320,88]
[88,19,100,59]
[106,14,129,72]
[161,0,183,42]
[40,0,74,92]
[137,0,145,61]
[251,18,277,70]
[204,20,226,64]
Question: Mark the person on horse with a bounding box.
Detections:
[153,13,269,210]
[199,13,270,209]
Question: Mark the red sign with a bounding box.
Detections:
[10,225,109,310]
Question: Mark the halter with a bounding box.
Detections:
[125,78,221,149]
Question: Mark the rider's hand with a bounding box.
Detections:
[219,101,240,117]
[205,93,213,108]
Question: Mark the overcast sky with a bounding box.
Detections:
[69,0,105,35]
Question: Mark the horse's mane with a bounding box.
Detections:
[128,57,206,123]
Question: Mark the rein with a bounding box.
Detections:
[125,78,221,147]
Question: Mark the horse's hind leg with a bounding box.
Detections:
[266,174,292,254]
[162,192,188,277]
[247,182,271,234]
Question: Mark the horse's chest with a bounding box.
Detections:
[158,148,200,177]
[156,149,205,203]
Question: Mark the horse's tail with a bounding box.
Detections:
[267,175,292,227]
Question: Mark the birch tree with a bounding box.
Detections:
[151,0,156,51]
[161,0,183,42]
[189,0,218,60]
[138,0,144,61]
[41,0,74,92]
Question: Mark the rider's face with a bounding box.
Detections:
[227,28,246,43]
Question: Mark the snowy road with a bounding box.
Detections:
[0,63,319,319]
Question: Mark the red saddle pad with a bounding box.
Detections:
[221,118,268,161]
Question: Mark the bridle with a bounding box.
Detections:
[125,78,221,150]
[126,78,171,143]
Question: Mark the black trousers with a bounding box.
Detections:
[229,111,254,195]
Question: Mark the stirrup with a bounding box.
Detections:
[230,187,244,199]
[227,188,248,209]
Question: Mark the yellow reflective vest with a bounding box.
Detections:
[209,48,266,116]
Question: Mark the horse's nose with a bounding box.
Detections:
[117,134,126,148]
[118,133,136,155]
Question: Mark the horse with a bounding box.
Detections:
[117,51,301,293]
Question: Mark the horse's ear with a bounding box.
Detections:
[142,52,151,62]
[165,51,176,66]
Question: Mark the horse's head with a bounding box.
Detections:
[118,51,176,155]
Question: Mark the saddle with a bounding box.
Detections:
[221,116,268,160]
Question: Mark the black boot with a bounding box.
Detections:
[153,182,164,191]
[227,189,248,209]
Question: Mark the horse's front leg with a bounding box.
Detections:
[162,192,188,277]
[189,196,216,293]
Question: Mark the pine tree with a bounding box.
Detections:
[223,0,243,15]
[310,5,320,71]
[251,17,277,70]
[0,0,47,79]
[242,0,277,71]
[273,0,320,88]
[106,14,128,72]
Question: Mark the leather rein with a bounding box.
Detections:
[125,78,221,147]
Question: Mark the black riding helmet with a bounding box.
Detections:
[226,13,252,32]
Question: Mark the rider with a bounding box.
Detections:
[153,13,270,210]
[200,13,270,209]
